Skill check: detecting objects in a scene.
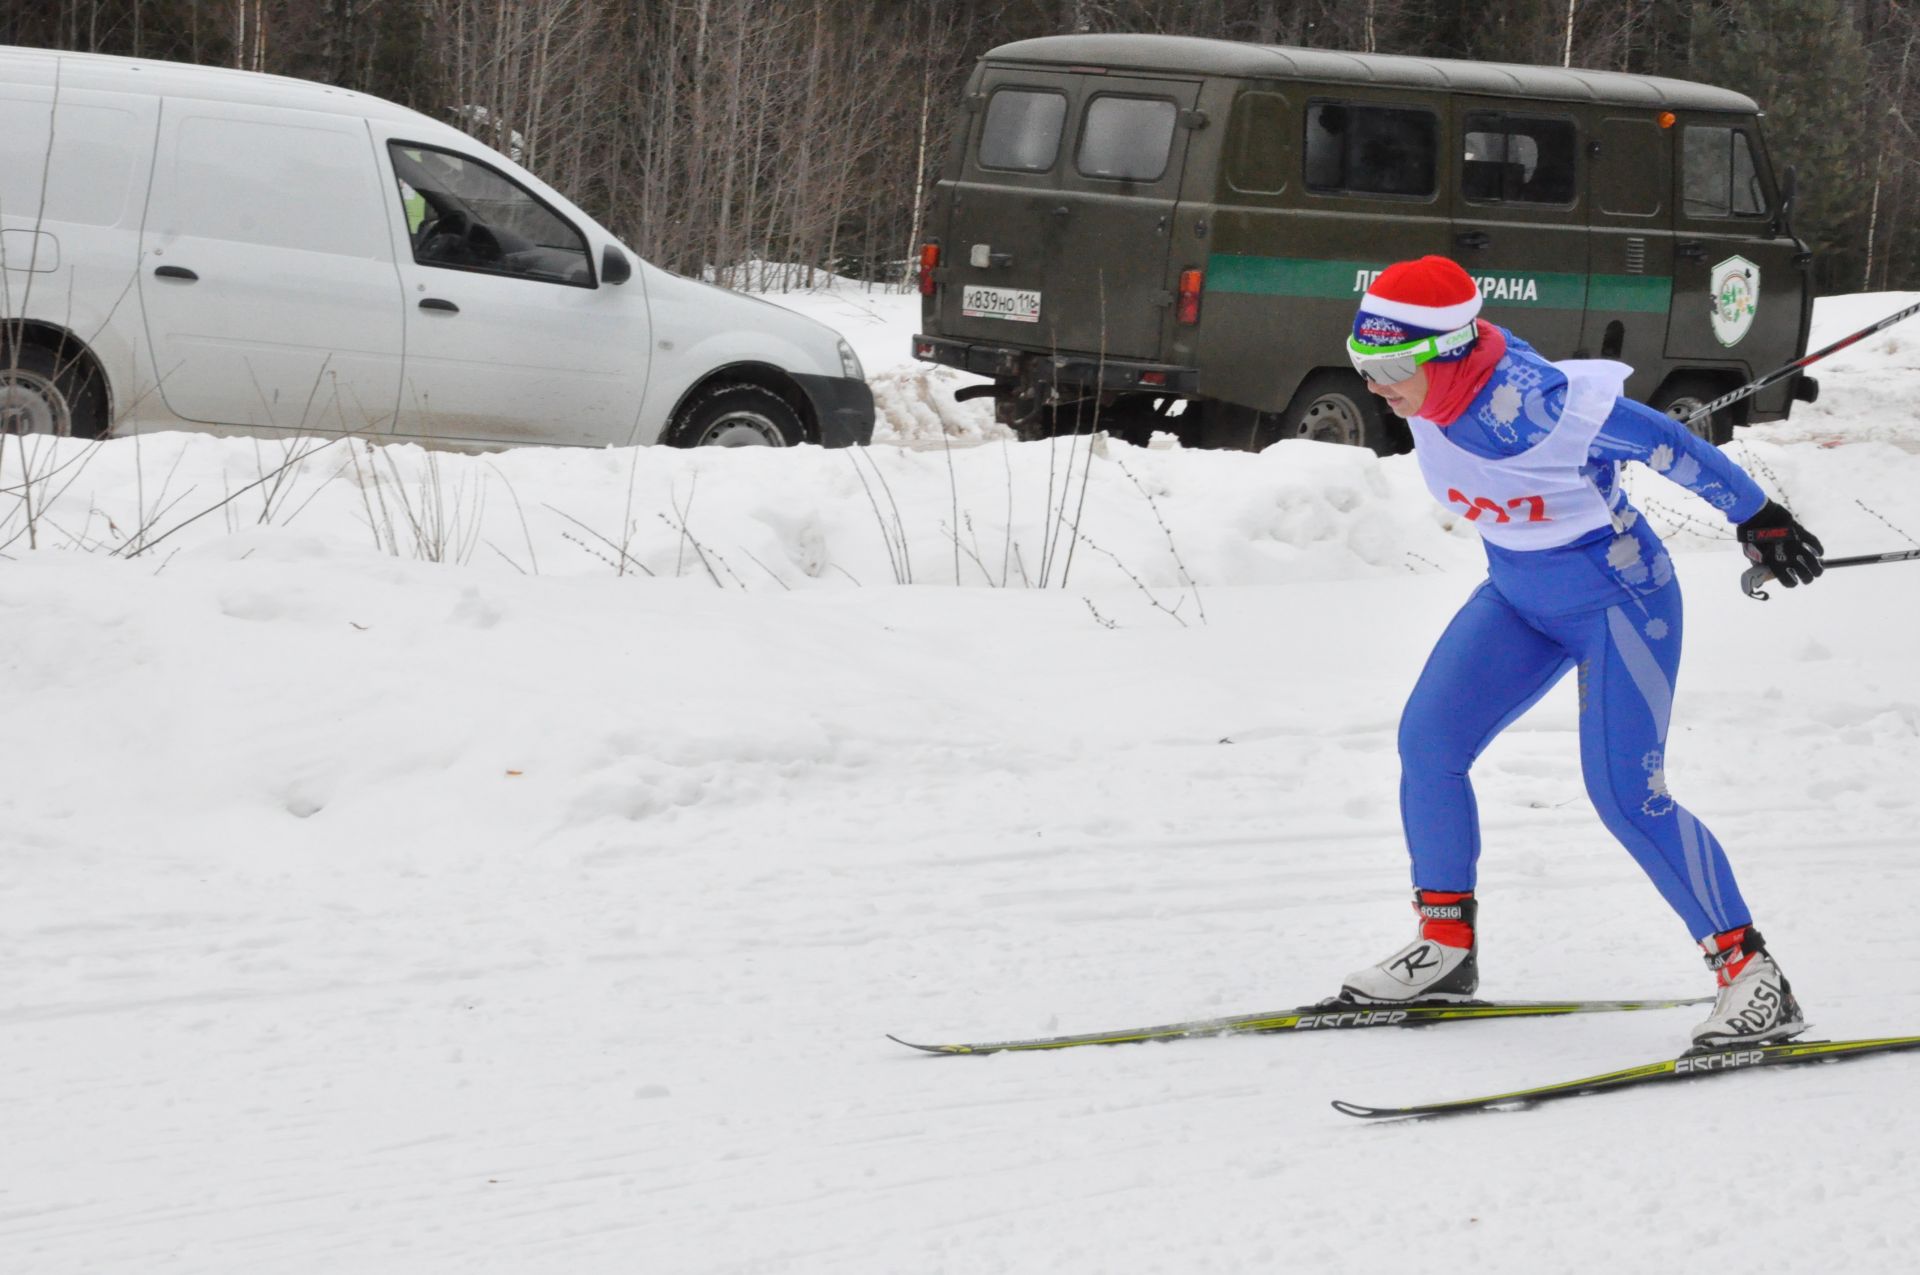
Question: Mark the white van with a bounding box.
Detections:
[0,45,873,449]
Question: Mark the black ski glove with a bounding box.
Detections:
[1737,499,1824,588]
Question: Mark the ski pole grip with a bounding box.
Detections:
[1740,563,1774,601]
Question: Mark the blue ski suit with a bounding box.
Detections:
[1398,330,1767,940]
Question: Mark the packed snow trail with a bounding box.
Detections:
[6,292,1920,1273]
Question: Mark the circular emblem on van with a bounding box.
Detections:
[1709,255,1760,347]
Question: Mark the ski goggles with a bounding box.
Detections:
[1345,322,1478,385]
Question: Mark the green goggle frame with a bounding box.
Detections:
[1346,322,1478,385]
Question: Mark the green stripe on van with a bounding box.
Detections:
[1586,274,1673,314]
[1205,254,1670,314]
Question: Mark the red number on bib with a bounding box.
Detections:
[1507,495,1549,522]
[1447,489,1510,523]
[1447,489,1551,524]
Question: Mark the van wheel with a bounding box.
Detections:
[1277,371,1391,455]
[666,383,804,448]
[0,344,109,439]
[1650,374,1733,446]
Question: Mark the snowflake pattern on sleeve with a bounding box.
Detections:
[1437,328,1763,608]
[1588,395,1764,518]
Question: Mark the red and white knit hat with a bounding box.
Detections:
[1352,256,1482,350]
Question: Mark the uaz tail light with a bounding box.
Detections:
[918,242,941,296]
[1176,268,1204,326]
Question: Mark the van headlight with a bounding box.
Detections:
[837,339,864,381]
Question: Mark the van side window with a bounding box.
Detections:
[978,90,1067,172]
[1683,126,1767,217]
[387,142,593,285]
[1078,96,1178,182]
[1461,113,1576,205]
[1305,101,1437,198]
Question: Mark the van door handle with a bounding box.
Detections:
[153,265,199,281]
[1677,240,1707,260]
[419,298,460,314]
[1454,230,1491,250]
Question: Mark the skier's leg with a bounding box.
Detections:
[1346,585,1571,1002]
[1558,588,1804,1046]
[1561,589,1751,939]
[1397,583,1574,891]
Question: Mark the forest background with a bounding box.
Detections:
[4,1,1911,297]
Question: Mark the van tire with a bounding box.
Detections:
[666,383,804,448]
[0,343,109,439]
[1276,371,1392,455]
[1650,374,1734,446]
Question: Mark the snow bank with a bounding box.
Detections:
[1,430,1469,593]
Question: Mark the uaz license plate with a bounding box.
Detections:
[961,285,1041,323]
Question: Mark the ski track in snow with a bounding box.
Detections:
[5,292,1920,1272]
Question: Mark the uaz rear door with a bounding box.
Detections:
[938,66,1200,360]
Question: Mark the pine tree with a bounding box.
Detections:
[1682,0,1875,293]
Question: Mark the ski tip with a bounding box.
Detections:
[1330,1099,1389,1119]
[887,1034,971,1055]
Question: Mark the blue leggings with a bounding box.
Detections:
[1398,581,1749,940]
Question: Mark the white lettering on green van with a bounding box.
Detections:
[1214,257,1619,309]
[1353,269,1538,303]
[1479,276,1539,302]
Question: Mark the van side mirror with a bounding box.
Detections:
[1775,165,1797,239]
[601,244,632,285]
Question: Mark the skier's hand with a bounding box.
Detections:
[1737,499,1824,588]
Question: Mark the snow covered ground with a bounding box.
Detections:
[6,291,1920,1273]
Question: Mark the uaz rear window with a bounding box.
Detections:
[1305,101,1437,198]
[1077,96,1178,182]
[979,90,1067,172]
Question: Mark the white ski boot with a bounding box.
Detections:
[1690,926,1807,1050]
[1341,891,1479,1003]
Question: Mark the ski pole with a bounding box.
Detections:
[1683,298,1920,430]
[1741,548,1920,600]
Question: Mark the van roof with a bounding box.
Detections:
[983,34,1761,114]
[0,43,461,139]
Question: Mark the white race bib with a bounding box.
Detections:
[1409,360,1630,551]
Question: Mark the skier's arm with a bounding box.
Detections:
[1590,396,1768,522]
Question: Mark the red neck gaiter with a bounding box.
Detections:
[1417,321,1507,425]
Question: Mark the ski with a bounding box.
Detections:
[889,995,1709,1056]
[1332,1034,1920,1120]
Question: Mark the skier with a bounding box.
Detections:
[1336,255,1824,1049]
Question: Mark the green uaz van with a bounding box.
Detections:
[912,34,1818,453]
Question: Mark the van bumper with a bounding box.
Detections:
[793,372,875,447]
[912,334,1199,395]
